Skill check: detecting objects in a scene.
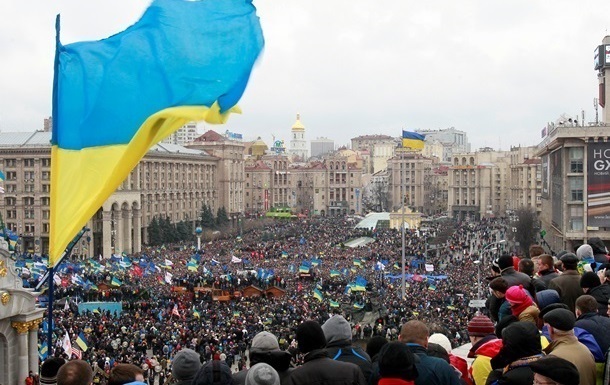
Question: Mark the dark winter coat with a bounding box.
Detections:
[287,349,367,385]
[232,350,294,385]
[575,312,610,353]
[548,270,584,312]
[326,343,373,381]
[587,284,610,316]
[406,344,461,385]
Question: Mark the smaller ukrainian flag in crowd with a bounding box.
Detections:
[313,289,324,301]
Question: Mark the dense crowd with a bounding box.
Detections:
[17,216,610,385]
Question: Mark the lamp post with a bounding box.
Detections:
[476,240,507,300]
[195,226,203,251]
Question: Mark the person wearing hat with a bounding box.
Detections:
[233,331,293,385]
[548,253,584,312]
[580,272,610,316]
[543,308,596,385]
[588,237,610,264]
[287,320,366,385]
[496,255,534,293]
[192,360,233,385]
[245,363,280,385]
[397,320,461,385]
[466,315,500,385]
[487,322,543,384]
[57,360,94,385]
[427,334,469,385]
[40,357,67,385]
[322,315,372,380]
[376,342,418,385]
[504,285,539,324]
[536,254,559,286]
[529,356,579,385]
[171,348,202,385]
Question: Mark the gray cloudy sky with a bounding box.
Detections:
[1,1,609,151]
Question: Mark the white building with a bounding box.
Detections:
[289,114,308,161]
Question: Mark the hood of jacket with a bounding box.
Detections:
[588,237,608,255]
[249,350,292,372]
[321,315,352,345]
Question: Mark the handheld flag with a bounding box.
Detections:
[62,332,72,356]
[329,299,340,308]
[49,0,264,266]
[313,288,323,301]
[110,277,122,287]
[76,332,88,352]
[402,130,425,150]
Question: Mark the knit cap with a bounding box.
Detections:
[296,320,327,353]
[245,363,280,385]
[251,332,280,352]
[467,315,495,337]
[505,285,532,306]
[428,333,452,354]
[40,357,67,385]
[580,272,601,289]
[172,348,201,382]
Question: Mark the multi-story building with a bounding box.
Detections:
[350,134,397,174]
[416,127,471,162]
[188,130,245,217]
[161,122,199,146]
[387,150,435,214]
[244,154,291,215]
[509,146,542,214]
[310,137,334,158]
[0,131,220,258]
[289,114,308,161]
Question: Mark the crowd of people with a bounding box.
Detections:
[15,216,610,385]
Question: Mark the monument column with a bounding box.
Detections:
[28,319,42,374]
[102,211,112,258]
[133,209,142,252]
[116,209,124,254]
[12,321,30,385]
[123,209,132,254]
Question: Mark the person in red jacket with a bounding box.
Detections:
[428,333,471,385]
[376,342,418,385]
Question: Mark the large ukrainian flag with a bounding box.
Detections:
[50,0,264,266]
[402,130,425,150]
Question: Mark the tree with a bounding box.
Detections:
[513,207,539,257]
[371,182,390,212]
[200,204,215,229]
[176,220,191,241]
[147,216,162,246]
[216,207,230,227]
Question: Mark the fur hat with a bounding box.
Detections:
[296,320,327,353]
[40,357,67,385]
[172,349,201,382]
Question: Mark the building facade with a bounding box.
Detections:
[536,124,610,252]
[350,134,397,174]
[310,137,335,157]
[416,127,471,162]
[387,150,435,214]
[0,131,221,258]
[161,122,199,146]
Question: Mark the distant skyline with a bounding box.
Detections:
[1,1,610,151]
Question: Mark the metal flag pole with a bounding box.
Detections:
[401,150,406,300]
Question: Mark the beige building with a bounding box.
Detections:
[188,130,245,216]
[387,150,435,214]
[244,154,291,214]
[351,134,397,174]
[448,146,540,221]
[0,131,223,258]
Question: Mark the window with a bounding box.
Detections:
[24,209,35,219]
[43,223,50,233]
[41,197,50,206]
[6,184,16,193]
[5,197,16,206]
[569,177,583,201]
[569,147,583,173]
[5,159,16,167]
[24,224,35,233]
[569,206,584,231]
[42,210,50,219]
[23,159,35,167]
[6,171,16,181]
[42,184,50,193]
[7,210,16,219]
[24,197,35,206]
[23,171,35,181]
[42,171,50,180]
[41,158,51,167]
[25,184,34,193]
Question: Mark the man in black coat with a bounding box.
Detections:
[322,315,372,380]
[575,295,610,352]
[232,331,293,385]
[548,253,584,313]
[287,320,366,385]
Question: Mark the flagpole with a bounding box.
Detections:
[47,265,54,355]
[401,150,406,300]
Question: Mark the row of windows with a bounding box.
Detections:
[3,159,51,167]
[4,197,50,206]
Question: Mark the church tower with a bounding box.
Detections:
[289,113,308,161]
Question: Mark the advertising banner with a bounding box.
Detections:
[588,141,610,227]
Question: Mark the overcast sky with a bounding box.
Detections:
[1,1,609,151]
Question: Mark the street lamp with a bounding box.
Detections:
[195,226,203,251]
[476,239,507,301]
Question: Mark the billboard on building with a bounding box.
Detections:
[541,154,549,199]
[588,141,610,227]
[551,149,563,230]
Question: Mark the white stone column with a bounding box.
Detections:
[133,209,142,252]
[123,210,132,254]
[28,320,41,374]
[102,211,112,258]
[12,322,30,385]
[116,210,124,254]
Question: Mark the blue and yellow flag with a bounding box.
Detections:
[193,307,201,319]
[329,299,340,308]
[330,269,340,278]
[110,277,122,287]
[0,171,5,181]
[76,332,88,352]
[313,289,324,301]
[49,0,264,265]
[402,130,425,150]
